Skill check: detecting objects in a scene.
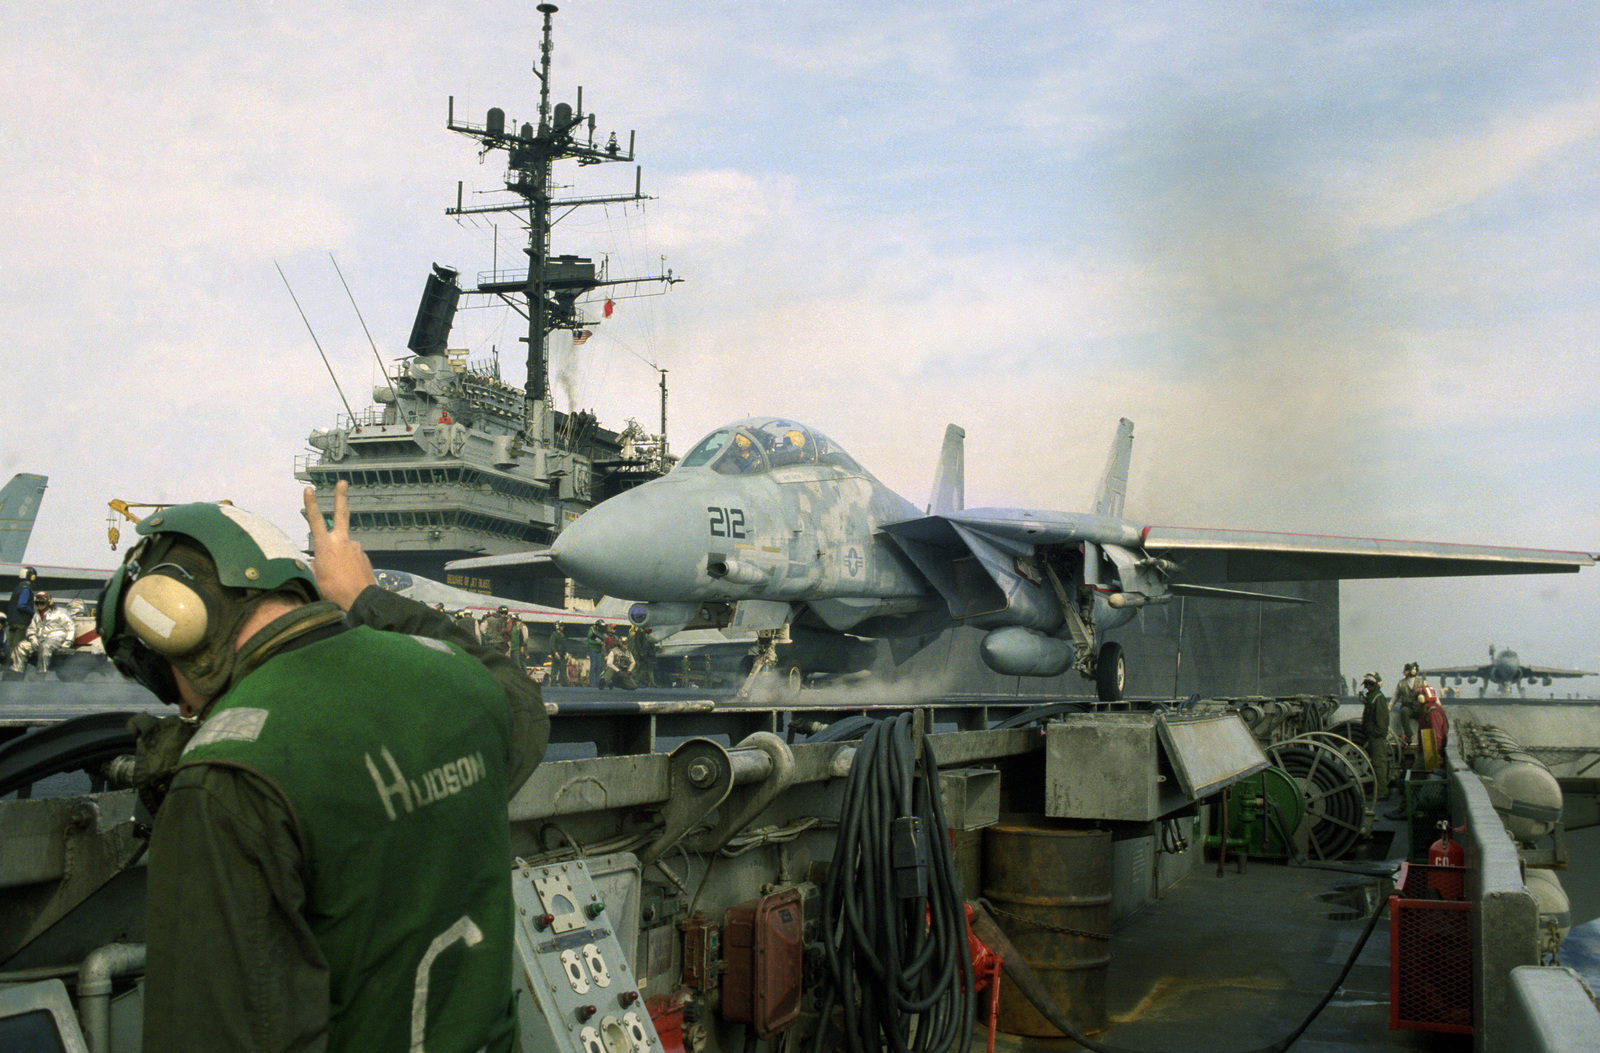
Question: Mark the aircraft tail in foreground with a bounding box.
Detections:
[0,474,47,564]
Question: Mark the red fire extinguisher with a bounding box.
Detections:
[1427,821,1466,899]
[1429,821,1464,867]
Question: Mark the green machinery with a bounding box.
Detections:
[1207,766,1307,861]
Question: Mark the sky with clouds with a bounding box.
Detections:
[4,0,1599,691]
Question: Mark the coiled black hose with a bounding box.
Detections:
[814,712,975,1053]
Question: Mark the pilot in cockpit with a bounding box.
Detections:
[728,432,765,474]
[767,427,810,467]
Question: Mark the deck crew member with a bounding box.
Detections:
[8,566,36,655]
[1419,683,1450,769]
[586,621,606,686]
[510,614,530,665]
[1393,662,1427,769]
[548,622,569,685]
[629,625,657,688]
[605,636,638,690]
[1359,672,1390,799]
[453,606,482,642]
[10,591,75,673]
[482,604,512,655]
[98,482,547,1053]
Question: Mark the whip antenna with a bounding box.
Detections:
[328,252,393,385]
[275,260,356,420]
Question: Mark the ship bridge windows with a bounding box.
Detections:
[348,508,539,542]
[675,418,863,476]
[455,466,543,503]
[312,466,542,508]
[308,467,468,489]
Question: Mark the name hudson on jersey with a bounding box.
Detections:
[365,746,489,821]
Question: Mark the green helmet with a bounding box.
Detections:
[98,503,317,706]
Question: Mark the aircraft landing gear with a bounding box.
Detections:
[1095,641,1125,702]
[1049,567,1124,702]
[736,630,801,701]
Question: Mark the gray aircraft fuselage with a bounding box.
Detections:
[1490,649,1522,685]
[551,420,937,637]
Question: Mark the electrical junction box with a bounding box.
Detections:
[680,914,720,991]
[513,857,665,1053]
[721,886,804,1038]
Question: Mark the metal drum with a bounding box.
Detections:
[983,818,1112,1037]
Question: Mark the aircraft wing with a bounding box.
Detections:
[1420,664,1494,680]
[373,567,615,629]
[1138,527,1596,583]
[429,597,612,630]
[444,550,564,577]
[1517,665,1597,679]
[883,511,1595,583]
[883,509,1143,548]
[0,561,114,597]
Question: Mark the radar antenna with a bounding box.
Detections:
[444,2,678,447]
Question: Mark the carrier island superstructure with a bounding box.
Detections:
[295,3,676,607]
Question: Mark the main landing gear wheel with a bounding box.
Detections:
[1096,641,1125,702]
[1264,737,1366,861]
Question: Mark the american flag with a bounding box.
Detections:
[573,329,593,346]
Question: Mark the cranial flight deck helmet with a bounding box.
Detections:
[98,503,317,706]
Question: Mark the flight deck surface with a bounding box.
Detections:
[984,814,1469,1053]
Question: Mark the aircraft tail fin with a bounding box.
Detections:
[928,425,965,515]
[928,422,960,512]
[1092,419,1134,520]
[0,473,47,563]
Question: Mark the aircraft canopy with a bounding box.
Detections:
[677,418,863,476]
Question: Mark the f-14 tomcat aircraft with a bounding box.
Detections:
[451,417,1597,699]
[1425,645,1597,697]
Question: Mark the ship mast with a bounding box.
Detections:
[444,2,675,448]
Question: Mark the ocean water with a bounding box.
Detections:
[1564,919,1600,993]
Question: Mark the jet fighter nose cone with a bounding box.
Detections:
[547,508,614,588]
[549,483,701,600]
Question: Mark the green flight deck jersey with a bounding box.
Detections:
[144,589,536,1053]
[181,625,512,1052]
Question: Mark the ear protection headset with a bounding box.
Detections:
[98,502,320,708]
[102,536,254,706]
[123,561,224,657]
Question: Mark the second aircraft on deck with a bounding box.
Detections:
[451,417,1597,700]
[1425,645,1597,697]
